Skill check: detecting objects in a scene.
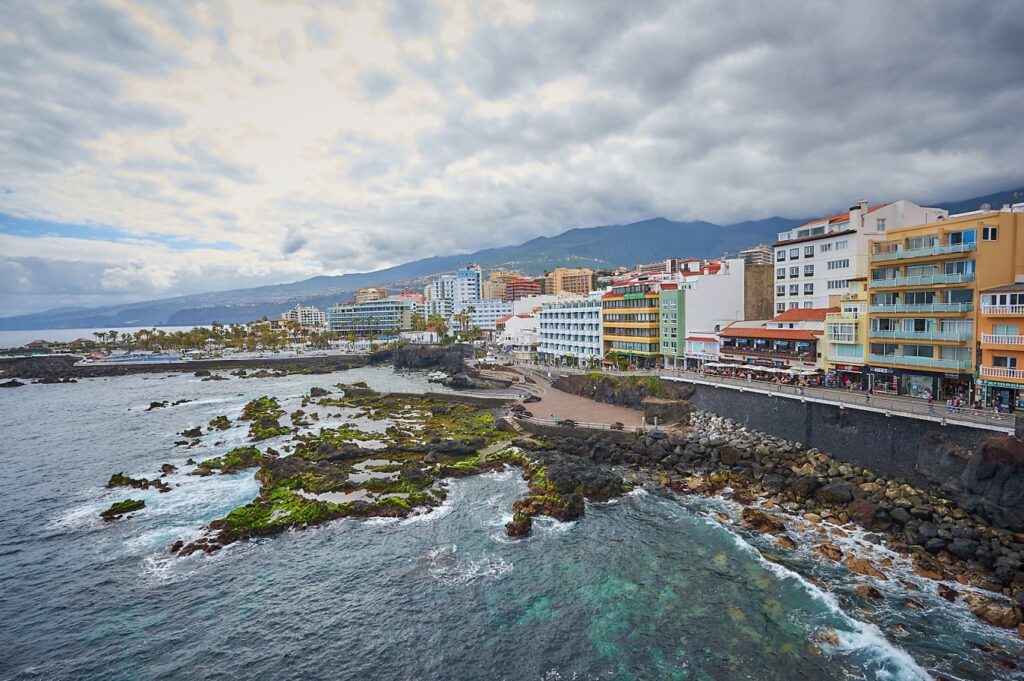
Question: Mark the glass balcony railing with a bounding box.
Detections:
[870,242,977,262]
[868,353,972,371]
[868,329,973,342]
[869,273,974,288]
[869,302,973,314]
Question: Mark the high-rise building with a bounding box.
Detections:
[282,305,326,329]
[866,205,1024,402]
[482,269,522,300]
[354,286,388,304]
[537,297,603,366]
[454,264,482,305]
[739,245,774,266]
[543,267,594,296]
[602,276,670,368]
[773,200,948,313]
[326,300,415,336]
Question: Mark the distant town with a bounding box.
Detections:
[15,198,1024,411]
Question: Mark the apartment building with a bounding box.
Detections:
[453,299,513,331]
[822,278,869,387]
[326,300,414,336]
[601,276,670,368]
[282,304,326,329]
[542,267,594,296]
[866,207,1024,401]
[978,280,1024,409]
[504,279,543,301]
[774,200,947,313]
[482,269,522,300]
[537,297,603,366]
[422,298,453,320]
[739,245,774,266]
[354,286,388,304]
[454,264,482,305]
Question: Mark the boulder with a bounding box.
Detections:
[815,482,855,505]
[310,386,330,397]
[846,557,887,580]
[954,435,1024,532]
[855,584,883,599]
[740,508,786,535]
[813,543,844,562]
[0,379,25,388]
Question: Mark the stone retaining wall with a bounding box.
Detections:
[680,381,998,488]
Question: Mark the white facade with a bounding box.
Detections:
[422,298,453,320]
[681,258,746,333]
[454,300,512,330]
[511,292,584,315]
[454,265,482,305]
[426,275,456,302]
[773,199,948,313]
[684,333,720,364]
[538,297,603,364]
[282,305,326,329]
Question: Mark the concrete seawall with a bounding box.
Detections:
[671,378,1012,489]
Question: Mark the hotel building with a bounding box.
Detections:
[542,267,595,296]
[601,276,672,368]
[326,300,415,336]
[537,297,603,366]
[774,200,947,313]
[866,206,1024,401]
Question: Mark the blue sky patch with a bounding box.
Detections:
[0,213,241,251]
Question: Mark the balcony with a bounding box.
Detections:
[720,345,816,362]
[869,329,973,342]
[825,312,860,322]
[869,273,975,288]
[869,303,973,314]
[981,304,1024,316]
[868,353,972,371]
[979,366,1024,381]
[870,242,977,262]
[981,334,1024,345]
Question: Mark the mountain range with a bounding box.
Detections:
[2,185,1021,330]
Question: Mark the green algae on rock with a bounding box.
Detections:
[101,498,145,521]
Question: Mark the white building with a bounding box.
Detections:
[326,300,414,336]
[282,305,326,329]
[425,275,456,302]
[497,313,539,363]
[454,300,513,331]
[454,265,482,305]
[422,298,453,320]
[683,333,720,368]
[773,199,947,313]
[537,296,603,365]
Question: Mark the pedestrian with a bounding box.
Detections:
[928,396,934,413]
[865,388,872,403]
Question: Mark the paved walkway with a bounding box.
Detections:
[517,371,645,428]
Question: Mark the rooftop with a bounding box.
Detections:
[719,326,821,341]
[770,307,838,322]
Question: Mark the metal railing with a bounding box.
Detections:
[869,329,973,342]
[869,303,973,314]
[870,273,974,288]
[514,413,649,434]
[871,242,976,262]
[868,353,971,371]
[661,373,1014,431]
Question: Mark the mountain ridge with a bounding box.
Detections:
[3,183,1021,330]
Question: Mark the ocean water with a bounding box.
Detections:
[1,367,1021,680]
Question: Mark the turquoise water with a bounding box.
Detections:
[0,367,1019,680]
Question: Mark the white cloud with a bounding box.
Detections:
[1,0,1023,316]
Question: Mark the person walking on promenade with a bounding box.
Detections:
[928,396,934,413]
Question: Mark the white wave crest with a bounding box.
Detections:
[426,544,513,585]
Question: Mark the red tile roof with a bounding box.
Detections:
[495,315,514,325]
[685,335,718,342]
[770,307,838,322]
[719,327,821,341]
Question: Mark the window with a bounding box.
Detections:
[828,259,850,270]
[948,229,977,245]
[788,302,799,309]
[820,243,833,253]
[789,266,799,277]
[835,240,848,250]
[941,289,972,304]
[904,291,936,305]
[803,301,813,308]
[776,303,786,313]
[776,267,786,279]
[876,218,886,231]
[906,264,938,278]
[943,259,975,276]
[942,346,970,362]
[828,279,848,290]
[777,285,786,296]
[789,284,799,295]
[871,343,899,356]
[804,264,814,276]
[803,283,814,295]
[776,250,786,262]
[906,235,938,250]
[904,318,934,333]
[871,318,899,332]
[872,267,898,281]
[789,248,799,259]
[993,323,1018,335]
[804,245,815,257]
[983,226,998,241]
[993,356,1018,369]
[872,292,898,306]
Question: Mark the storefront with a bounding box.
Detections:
[829,364,865,389]
[977,380,1024,411]
[866,367,973,401]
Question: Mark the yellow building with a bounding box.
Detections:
[601,278,663,369]
[823,277,869,386]
[866,208,1024,402]
[544,267,594,296]
[482,270,522,300]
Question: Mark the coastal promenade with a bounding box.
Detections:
[511,362,1017,433]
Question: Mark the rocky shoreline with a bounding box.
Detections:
[517,410,1024,637]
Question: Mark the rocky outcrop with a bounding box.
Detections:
[390,343,473,373]
[106,472,170,493]
[552,374,694,409]
[1,379,25,388]
[952,435,1024,532]
[101,499,145,521]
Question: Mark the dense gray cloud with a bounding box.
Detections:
[1,0,1023,317]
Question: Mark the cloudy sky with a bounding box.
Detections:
[2,0,1023,317]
